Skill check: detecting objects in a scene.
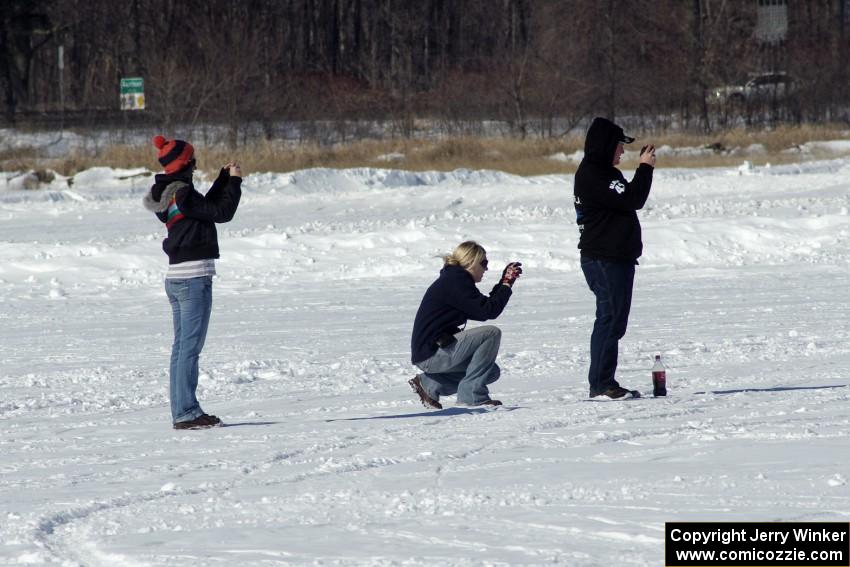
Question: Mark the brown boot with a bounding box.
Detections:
[173,414,223,430]
[591,386,640,400]
[408,375,442,409]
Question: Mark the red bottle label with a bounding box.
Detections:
[652,370,666,383]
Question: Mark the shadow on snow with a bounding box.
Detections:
[694,384,848,395]
[220,421,281,428]
[325,406,523,422]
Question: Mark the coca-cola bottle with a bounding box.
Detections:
[652,355,667,397]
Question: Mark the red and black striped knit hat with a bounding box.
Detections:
[152,135,195,175]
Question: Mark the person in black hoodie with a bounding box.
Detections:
[409,241,522,408]
[574,117,656,399]
[143,135,242,429]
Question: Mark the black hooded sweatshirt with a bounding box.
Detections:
[573,117,653,263]
[143,167,242,264]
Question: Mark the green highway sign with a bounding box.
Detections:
[120,77,145,110]
[120,78,143,93]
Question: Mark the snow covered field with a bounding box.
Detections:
[1,155,849,566]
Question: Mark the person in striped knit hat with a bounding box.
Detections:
[143,135,242,429]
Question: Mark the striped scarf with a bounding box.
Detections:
[165,194,185,229]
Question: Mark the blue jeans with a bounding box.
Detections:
[581,257,635,396]
[165,276,213,423]
[415,326,502,405]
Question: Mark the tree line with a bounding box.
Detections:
[2,0,849,145]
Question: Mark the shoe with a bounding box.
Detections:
[591,386,637,399]
[173,414,222,430]
[475,399,503,406]
[409,375,442,409]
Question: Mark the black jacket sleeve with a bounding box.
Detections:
[205,168,230,202]
[444,278,512,321]
[578,163,653,212]
[177,175,242,223]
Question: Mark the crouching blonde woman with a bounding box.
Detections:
[409,241,522,408]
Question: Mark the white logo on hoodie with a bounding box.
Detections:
[609,180,625,194]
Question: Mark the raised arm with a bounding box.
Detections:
[576,163,654,212]
[445,279,512,322]
[177,175,242,223]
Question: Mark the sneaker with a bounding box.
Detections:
[592,386,637,399]
[173,414,222,430]
[408,375,442,409]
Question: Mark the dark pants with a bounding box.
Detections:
[580,257,635,396]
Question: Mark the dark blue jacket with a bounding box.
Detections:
[411,265,512,364]
[574,117,653,263]
[143,168,242,264]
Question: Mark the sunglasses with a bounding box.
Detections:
[480,258,488,269]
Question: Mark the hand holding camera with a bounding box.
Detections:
[501,262,523,287]
[639,144,657,167]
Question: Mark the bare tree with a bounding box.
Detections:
[1,0,848,135]
[0,0,57,121]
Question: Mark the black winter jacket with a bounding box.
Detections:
[411,265,512,364]
[574,117,653,263]
[143,168,242,264]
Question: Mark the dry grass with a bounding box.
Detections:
[644,123,849,153]
[2,124,849,177]
[0,146,40,173]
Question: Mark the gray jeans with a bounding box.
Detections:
[415,325,502,405]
